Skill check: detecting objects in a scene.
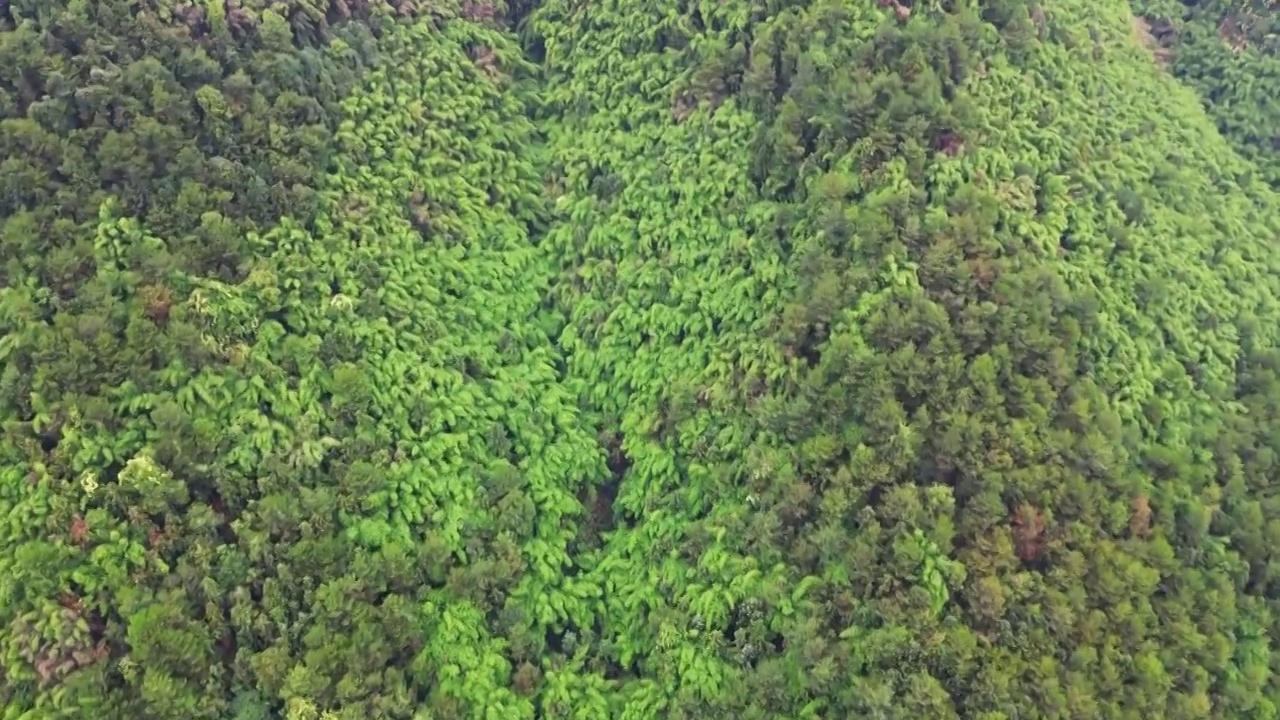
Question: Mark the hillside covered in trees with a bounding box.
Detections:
[1132,0,1280,188]
[4,0,1280,717]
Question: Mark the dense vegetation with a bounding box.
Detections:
[5,0,1280,717]
[1132,0,1280,187]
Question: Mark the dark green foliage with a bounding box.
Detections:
[5,0,1280,717]
[1132,0,1280,187]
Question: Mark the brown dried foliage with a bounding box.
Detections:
[1011,503,1046,562]
[1129,494,1153,538]
[69,515,89,545]
[141,284,173,325]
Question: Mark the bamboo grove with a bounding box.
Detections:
[4,0,1280,717]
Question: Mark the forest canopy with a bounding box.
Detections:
[3,0,1280,718]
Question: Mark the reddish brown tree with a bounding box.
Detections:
[1011,503,1046,563]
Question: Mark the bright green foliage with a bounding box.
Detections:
[231,15,607,716]
[531,0,797,713]
[6,0,1280,717]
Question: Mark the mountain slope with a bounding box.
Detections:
[3,0,1280,718]
[1131,0,1280,188]
[0,7,603,718]
[525,0,1280,716]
